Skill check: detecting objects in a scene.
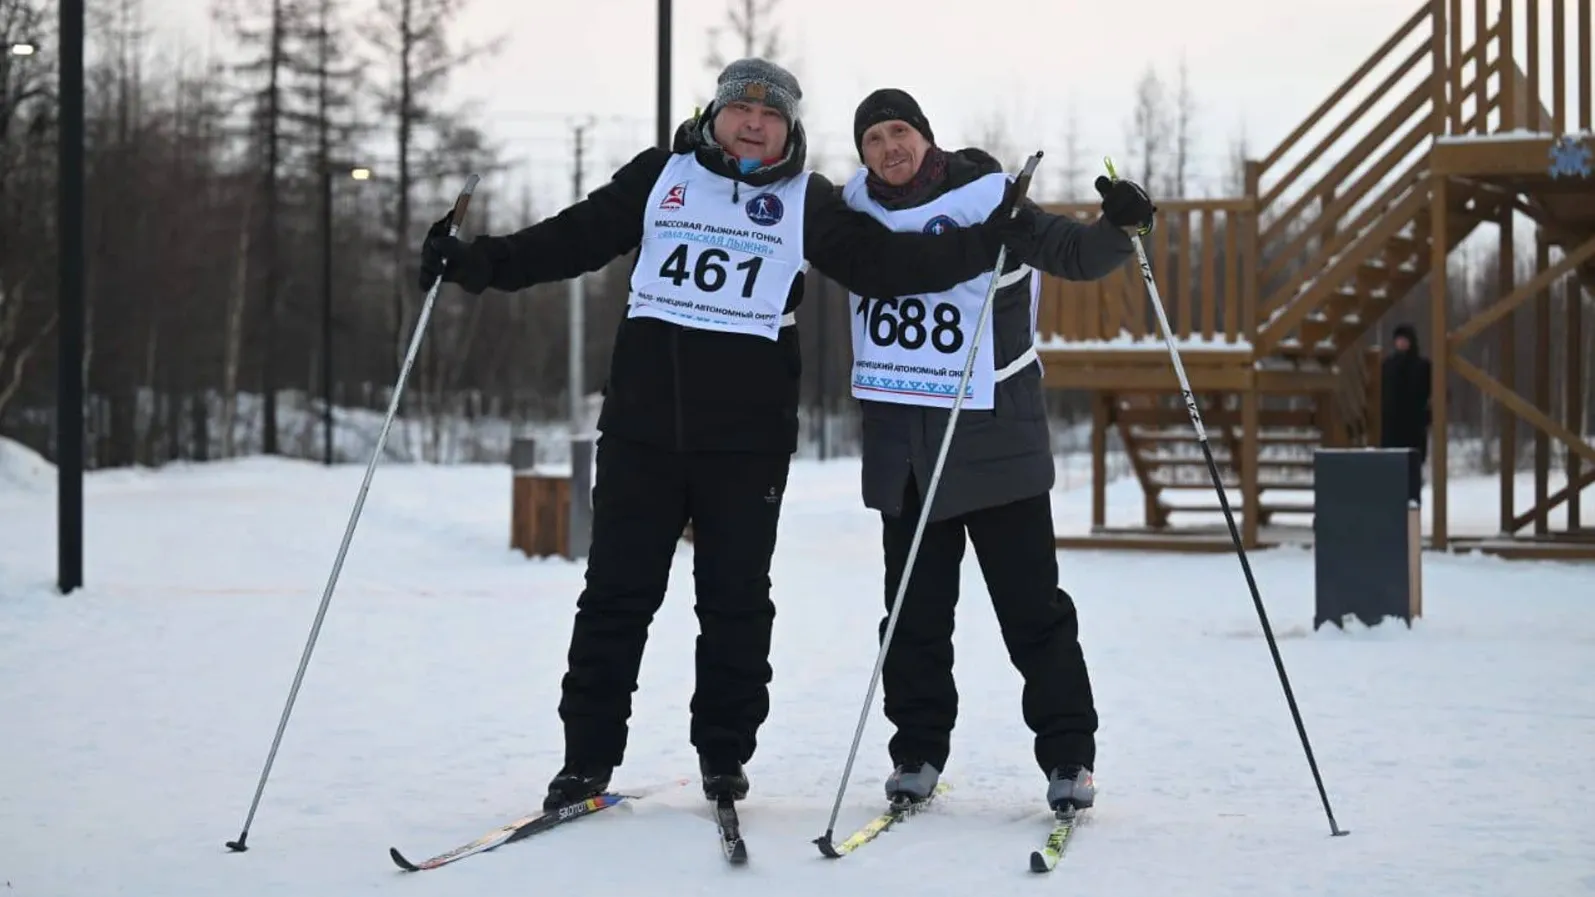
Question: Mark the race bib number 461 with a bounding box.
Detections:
[656,244,763,298]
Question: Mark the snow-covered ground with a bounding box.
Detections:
[2,439,1593,896]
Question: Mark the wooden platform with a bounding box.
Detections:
[1444,532,1595,561]
[1057,526,1595,561]
[1055,524,1313,554]
[1032,0,1590,559]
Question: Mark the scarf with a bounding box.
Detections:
[864,145,948,208]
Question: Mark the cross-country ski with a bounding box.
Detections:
[388,778,688,871]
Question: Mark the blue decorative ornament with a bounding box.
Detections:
[1547,134,1592,179]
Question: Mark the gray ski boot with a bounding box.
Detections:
[1046,766,1096,812]
[884,761,941,803]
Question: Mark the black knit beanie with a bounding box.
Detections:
[853,88,935,157]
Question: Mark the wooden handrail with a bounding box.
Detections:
[1258,163,1426,329]
[1259,122,1431,315]
[1254,186,1429,356]
[1260,78,1433,251]
[1259,40,1432,210]
[1258,4,1432,174]
[1258,45,1497,296]
[1032,203,1252,345]
[1038,197,1254,216]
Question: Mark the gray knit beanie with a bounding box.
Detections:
[712,57,802,123]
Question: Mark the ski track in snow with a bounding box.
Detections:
[2,453,1594,896]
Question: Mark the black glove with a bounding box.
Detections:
[977,177,1040,260]
[417,211,490,293]
[1094,175,1156,236]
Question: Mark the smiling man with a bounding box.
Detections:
[842,87,1157,815]
[417,60,1039,814]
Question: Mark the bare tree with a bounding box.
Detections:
[704,0,784,74]
[363,0,499,403]
[1167,54,1196,197]
[216,0,317,454]
[1124,64,1168,192]
[1056,99,1085,201]
[0,0,58,427]
[1224,118,1250,197]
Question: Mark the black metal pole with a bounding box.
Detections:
[815,277,828,461]
[57,0,84,594]
[656,0,671,149]
[320,167,333,465]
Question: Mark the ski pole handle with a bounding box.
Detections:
[446,174,482,238]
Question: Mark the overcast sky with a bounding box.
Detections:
[142,0,1455,215]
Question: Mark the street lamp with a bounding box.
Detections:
[350,167,371,180]
[8,41,36,56]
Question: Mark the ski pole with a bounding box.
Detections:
[1101,156,1347,838]
[224,173,482,853]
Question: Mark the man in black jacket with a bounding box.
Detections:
[842,88,1156,814]
[1380,322,1432,504]
[418,60,1033,811]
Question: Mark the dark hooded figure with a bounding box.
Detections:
[1380,322,1432,503]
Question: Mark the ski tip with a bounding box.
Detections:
[389,847,421,872]
[1029,850,1053,874]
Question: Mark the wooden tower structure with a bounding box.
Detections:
[1036,0,1594,560]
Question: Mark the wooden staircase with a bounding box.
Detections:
[1110,5,1497,535]
[1037,0,1593,549]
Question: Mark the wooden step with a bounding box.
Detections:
[1383,234,1423,267]
[1273,338,1343,362]
[1131,429,1324,444]
[1162,500,1316,513]
[1140,457,1317,470]
[1119,407,1319,428]
[1158,482,1315,493]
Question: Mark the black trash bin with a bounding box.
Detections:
[1312,448,1423,629]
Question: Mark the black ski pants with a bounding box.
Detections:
[878,479,1098,775]
[557,434,790,770]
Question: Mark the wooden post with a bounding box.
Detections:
[1500,210,1516,534]
[1535,235,1551,535]
[510,436,573,559]
[1243,162,1261,340]
[1092,392,1108,531]
[1408,503,1424,618]
[1365,346,1383,447]
[1432,0,1452,134]
[1241,377,1261,549]
[1430,174,1449,549]
[1567,257,1584,531]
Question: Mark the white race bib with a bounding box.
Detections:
[627,154,808,340]
[841,170,1010,410]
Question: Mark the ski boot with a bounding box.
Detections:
[884,761,941,805]
[699,756,749,802]
[1046,765,1096,813]
[542,765,613,811]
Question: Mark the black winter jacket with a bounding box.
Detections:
[443,119,1008,455]
[855,147,1135,521]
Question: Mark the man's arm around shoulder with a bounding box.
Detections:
[799,173,1001,298]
